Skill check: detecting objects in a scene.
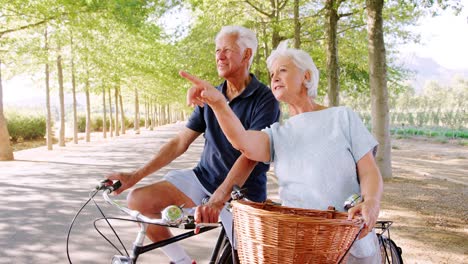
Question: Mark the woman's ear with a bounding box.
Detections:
[304,70,311,82]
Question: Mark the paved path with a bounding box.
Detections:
[0,123,278,264]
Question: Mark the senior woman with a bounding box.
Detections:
[180,43,383,263]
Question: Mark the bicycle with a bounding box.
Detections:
[344,193,403,264]
[66,180,237,264]
[375,220,403,264]
[68,180,403,264]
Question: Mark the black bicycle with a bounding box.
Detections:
[67,180,403,263]
[375,220,403,264]
[66,180,237,264]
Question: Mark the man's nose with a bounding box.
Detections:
[217,52,226,60]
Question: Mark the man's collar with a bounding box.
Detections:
[219,73,261,99]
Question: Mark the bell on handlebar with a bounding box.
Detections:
[343,193,362,211]
[230,185,246,201]
[162,205,185,225]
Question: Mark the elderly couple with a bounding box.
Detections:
[107,25,383,264]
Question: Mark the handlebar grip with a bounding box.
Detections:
[108,181,122,192]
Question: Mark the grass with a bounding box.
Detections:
[11,138,49,151]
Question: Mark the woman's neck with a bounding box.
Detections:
[288,97,327,116]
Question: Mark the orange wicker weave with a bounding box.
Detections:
[232,200,363,264]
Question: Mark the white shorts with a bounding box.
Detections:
[164,169,235,247]
[164,169,211,205]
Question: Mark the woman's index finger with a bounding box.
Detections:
[179,70,202,85]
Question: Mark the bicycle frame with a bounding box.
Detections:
[101,189,231,264]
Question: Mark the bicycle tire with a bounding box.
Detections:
[379,235,403,264]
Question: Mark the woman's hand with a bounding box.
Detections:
[194,201,224,234]
[347,197,380,238]
[179,71,225,108]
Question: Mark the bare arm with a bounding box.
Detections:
[180,70,271,162]
[107,127,201,194]
[348,151,383,237]
[194,155,257,225]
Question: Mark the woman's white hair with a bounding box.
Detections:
[215,25,258,67]
[266,41,320,98]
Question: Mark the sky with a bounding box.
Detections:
[398,7,468,70]
[3,7,468,106]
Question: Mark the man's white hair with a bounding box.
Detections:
[215,25,258,67]
[266,41,320,98]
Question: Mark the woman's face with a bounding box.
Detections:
[269,56,307,102]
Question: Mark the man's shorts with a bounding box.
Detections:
[164,169,236,246]
[164,169,211,205]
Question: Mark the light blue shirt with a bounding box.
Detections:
[262,106,379,259]
[263,106,377,210]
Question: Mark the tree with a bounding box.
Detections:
[0,59,14,160]
[44,28,53,150]
[366,0,392,178]
[134,88,140,134]
[324,0,342,106]
[57,52,66,147]
[102,86,107,138]
[70,32,78,144]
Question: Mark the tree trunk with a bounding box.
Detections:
[165,104,170,124]
[0,59,14,161]
[102,88,107,138]
[150,102,154,130]
[85,76,91,142]
[134,88,140,134]
[114,86,119,136]
[71,34,78,144]
[70,33,78,144]
[108,87,113,137]
[325,0,340,106]
[366,0,392,178]
[144,100,149,129]
[119,92,125,135]
[57,54,66,147]
[44,29,53,150]
[293,0,301,49]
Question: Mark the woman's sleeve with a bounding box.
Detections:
[346,108,378,162]
[261,124,277,164]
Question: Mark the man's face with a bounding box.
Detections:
[215,34,246,79]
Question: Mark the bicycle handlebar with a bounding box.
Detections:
[100,180,219,229]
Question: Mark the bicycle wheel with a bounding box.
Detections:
[379,235,403,264]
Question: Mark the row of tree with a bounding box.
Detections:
[0,0,463,179]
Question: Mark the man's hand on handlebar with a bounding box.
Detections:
[106,172,139,195]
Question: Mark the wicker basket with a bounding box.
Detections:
[232,200,363,264]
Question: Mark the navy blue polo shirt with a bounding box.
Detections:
[186,74,280,202]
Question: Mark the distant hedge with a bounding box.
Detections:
[6,114,47,142]
[77,115,144,132]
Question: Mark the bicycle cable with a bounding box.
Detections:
[91,195,129,257]
[66,189,99,264]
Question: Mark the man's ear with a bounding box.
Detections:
[243,48,252,62]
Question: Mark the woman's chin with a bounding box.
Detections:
[272,92,284,102]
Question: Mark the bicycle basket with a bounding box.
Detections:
[232,200,363,264]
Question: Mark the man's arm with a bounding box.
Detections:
[108,127,201,195]
[194,155,257,224]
